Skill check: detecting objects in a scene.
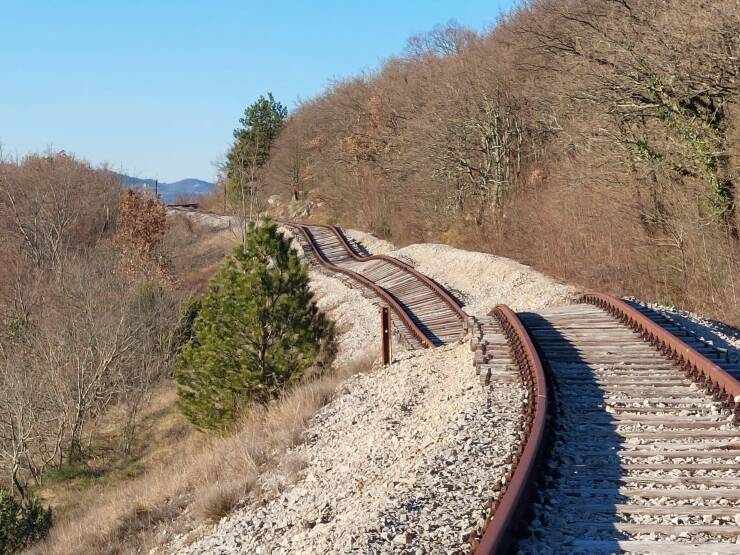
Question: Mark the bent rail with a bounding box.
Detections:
[167,207,446,348]
[581,292,740,420]
[323,225,468,326]
[475,305,548,554]
[289,224,435,349]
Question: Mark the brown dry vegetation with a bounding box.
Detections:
[0,162,376,553]
[0,154,179,492]
[164,213,240,292]
[28,353,375,555]
[261,0,740,324]
[0,153,181,551]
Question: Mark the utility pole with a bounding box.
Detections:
[154,179,158,199]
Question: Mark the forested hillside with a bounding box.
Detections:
[0,153,189,552]
[260,0,740,324]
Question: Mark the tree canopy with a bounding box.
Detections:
[225,93,287,206]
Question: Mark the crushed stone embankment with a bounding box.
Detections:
[173,229,577,554]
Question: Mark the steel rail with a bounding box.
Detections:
[167,207,441,348]
[319,224,468,326]
[288,224,435,349]
[474,305,548,555]
[581,292,740,422]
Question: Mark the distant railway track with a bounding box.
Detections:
[167,205,467,349]
[474,294,740,554]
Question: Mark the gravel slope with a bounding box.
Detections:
[172,229,576,554]
[386,243,579,317]
[308,270,379,367]
[180,343,523,554]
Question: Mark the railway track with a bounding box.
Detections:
[166,206,467,349]
[287,223,467,349]
[475,294,740,554]
[169,205,740,552]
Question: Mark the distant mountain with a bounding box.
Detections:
[113,172,215,203]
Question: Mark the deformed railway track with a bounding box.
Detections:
[166,206,468,349]
[475,293,740,554]
[287,223,467,348]
[168,206,739,553]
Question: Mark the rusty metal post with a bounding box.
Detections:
[381,306,392,365]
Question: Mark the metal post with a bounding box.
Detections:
[381,306,392,365]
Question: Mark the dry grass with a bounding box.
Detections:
[164,212,241,292]
[193,479,251,523]
[30,352,377,555]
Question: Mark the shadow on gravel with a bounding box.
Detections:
[335,227,373,257]
[516,312,626,554]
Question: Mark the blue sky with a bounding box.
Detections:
[0,1,515,182]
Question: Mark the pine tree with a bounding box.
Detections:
[0,486,51,554]
[175,220,334,430]
[225,93,287,206]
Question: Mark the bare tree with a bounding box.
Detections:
[405,19,478,58]
[520,0,740,236]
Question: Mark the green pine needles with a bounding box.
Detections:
[0,487,52,554]
[175,220,335,431]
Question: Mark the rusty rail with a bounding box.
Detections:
[474,305,548,554]
[323,225,468,327]
[581,292,740,421]
[290,224,435,349]
[167,207,442,348]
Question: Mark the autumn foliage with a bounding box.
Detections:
[260,2,740,324]
[114,189,171,281]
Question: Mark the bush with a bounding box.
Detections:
[175,220,335,430]
[114,188,171,281]
[0,487,52,554]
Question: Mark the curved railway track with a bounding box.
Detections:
[168,206,740,553]
[475,294,740,554]
[288,223,467,348]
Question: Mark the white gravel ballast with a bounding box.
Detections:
[172,228,577,554]
[178,343,522,554]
